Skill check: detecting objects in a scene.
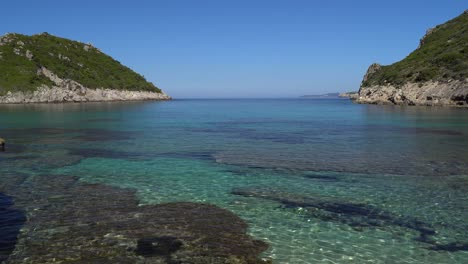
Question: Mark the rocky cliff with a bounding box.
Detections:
[357,11,467,107]
[0,33,170,103]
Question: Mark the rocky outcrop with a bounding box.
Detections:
[418,27,436,49]
[0,174,270,263]
[357,79,468,107]
[361,63,382,84]
[0,86,171,104]
[338,91,358,100]
[356,10,468,107]
[0,67,171,103]
[0,33,169,102]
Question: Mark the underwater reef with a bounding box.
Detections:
[0,174,270,263]
[232,187,468,252]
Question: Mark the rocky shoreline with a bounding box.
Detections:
[0,67,171,104]
[356,80,468,107]
[0,86,171,104]
[338,92,358,100]
[353,11,468,108]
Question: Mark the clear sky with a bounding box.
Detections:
[1,1,466,98]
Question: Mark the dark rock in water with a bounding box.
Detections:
[233,188,468,252]
[160,151,216,161]
[135,236,182,260]
[0,127,137,144]
[0,144,26,154]
[304,174,339,182]
[188,124,306,144]
[0,175,269,263]
[241,132,305,144]
[232,188,437,240]
[68,147,147,160]
[366,125,465,137]
[429,242,468,252]
[0,138,5,151]
[0,193,26,262]
[0,147,83,171]
[72,128,136,142]
[69,147,216,163]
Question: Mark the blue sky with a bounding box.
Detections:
[2,1,466,98]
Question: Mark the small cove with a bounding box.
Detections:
[1,99,467,263]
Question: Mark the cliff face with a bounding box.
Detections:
[357,79,467,106]
[0,33,170,103]
[357,11,468,107]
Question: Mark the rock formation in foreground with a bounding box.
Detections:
[0,33,170,103]
[0,174,270,263]
[356,10,467,107]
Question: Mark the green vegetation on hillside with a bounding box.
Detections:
[362,11,468,87]
[0,33,161,95]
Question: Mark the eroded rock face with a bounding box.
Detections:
[0,175,269,264]
[357,80,468,107]
[0,67,171,104]
[356,10,468,107]
[418,27,436,48]
[0,86,171,104]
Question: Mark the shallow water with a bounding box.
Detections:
[1,99,468,263]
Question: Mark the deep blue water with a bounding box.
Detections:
[1,98,468,263]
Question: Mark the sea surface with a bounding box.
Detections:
[1,98,468,263]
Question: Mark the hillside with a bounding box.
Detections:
[0,33,169,103]
[357,10,468,106]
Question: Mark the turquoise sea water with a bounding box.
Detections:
[1,99,468,263]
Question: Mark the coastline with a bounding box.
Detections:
[338,92,358,100]
[0,86,171,104]
[355,80,468,107]
[0,67,171,104]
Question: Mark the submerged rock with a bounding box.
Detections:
[230,187,467,252]
[135,236,183,259]
[0,175,270,263]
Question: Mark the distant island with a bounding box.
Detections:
[356,10,467,107]
[0,33,170,103]
[300,93,341,98]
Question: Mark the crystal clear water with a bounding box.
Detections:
[1,99,468,263]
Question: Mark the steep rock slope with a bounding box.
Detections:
[357,11,467,106]
[0,33,170,103]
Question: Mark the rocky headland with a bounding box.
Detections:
[0,33,170,103]
[356,10,467,107]
[338,91,358,100]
